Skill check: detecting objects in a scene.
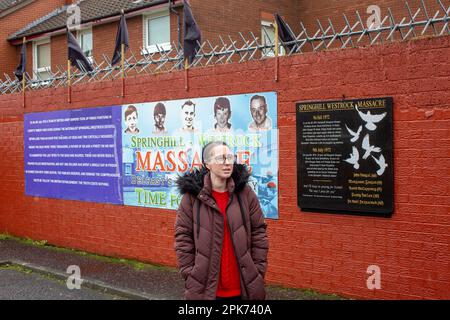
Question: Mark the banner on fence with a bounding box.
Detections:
[24,92,279,219]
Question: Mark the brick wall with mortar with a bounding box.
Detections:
[4,0,444,77]
[189,0,301,40]
[11,10,181,77]
[0,35,449,299]
[6,0,300,79]
[298,0,443,32]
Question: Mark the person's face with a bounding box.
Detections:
[181,104,195,129]
[154,113,165,129]
[250,99,267,126]
[215,108,230,129]
[125,111,138,132]
[205,145,234,180]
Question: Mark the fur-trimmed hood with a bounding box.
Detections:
[176,164,251,196]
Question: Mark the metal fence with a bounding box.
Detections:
[1,0,449,95]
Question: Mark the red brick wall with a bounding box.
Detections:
[190,0,300,40]
[298,0,442,33]
[0,0,66,76]
[7,0,444,77]
[92,15,143,65]
[16,10,180,77]
[7,1,299,78]
[50,34,65,71]
[0,35,449,300]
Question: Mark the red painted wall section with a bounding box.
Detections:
[0,35,449,300]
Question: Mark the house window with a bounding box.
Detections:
[143,11,171,54]
[261,20,284,57]
[77,28,93,59]
[33,39,51,80]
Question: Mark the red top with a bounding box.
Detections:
[212,190,241,297]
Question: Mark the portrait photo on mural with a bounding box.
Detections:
[122,92,279,219]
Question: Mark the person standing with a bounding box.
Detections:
[174,141,269,300]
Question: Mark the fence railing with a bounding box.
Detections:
[1,0,449,95]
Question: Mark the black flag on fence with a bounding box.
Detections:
[274,13,297,53]
[14,40,27,82]
[67,29,93,72]
[183,1,201,64]
[111,12,129,66]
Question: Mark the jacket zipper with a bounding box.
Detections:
[225,194,248,299]
[212,194,229,298]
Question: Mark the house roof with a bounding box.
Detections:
[8,0,172,42]
[0,0,27,13]
[0,0,33,17]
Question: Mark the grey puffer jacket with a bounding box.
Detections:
[174,164,269,300]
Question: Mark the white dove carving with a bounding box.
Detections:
[372,154,388,176]
[344,146,360,170]
[362,134,381,159]
[345,124,362,143]
[356,106,387,131]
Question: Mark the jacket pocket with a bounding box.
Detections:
[239,250,267,299]
[189,250,209,285]
[246,273,266,300]
[181,265,194,281]
[185,274,205,300]
[240,251,260,283]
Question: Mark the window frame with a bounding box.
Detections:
[77,27,93,61]
[142,10,171,55]
[32,38,51,80]
[261,20,285,57]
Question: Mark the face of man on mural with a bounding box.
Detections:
[181,103,195,130]
[154,113,166,130]
[125,111,138,133]
[215,108,231,129]
[205,145,235,180]
[250,98,268,126]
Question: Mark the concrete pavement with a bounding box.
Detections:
[0,237,343,300]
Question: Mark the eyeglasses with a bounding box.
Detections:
[210,154,236,164]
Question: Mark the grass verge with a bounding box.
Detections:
[0,232,175,272]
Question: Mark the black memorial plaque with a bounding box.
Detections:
[296,97,393,216]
